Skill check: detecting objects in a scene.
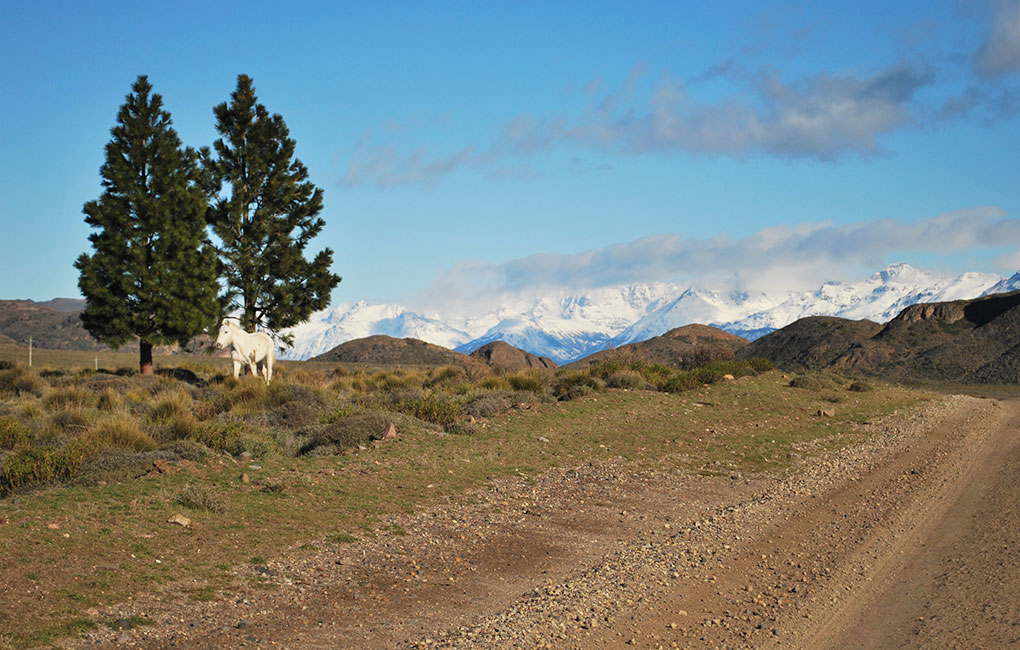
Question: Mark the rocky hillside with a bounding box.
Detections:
[747,290,1020,384]
[736,317,883,372]
[570,324,747,370]
[468,341,557,372]
[0,300,103,350]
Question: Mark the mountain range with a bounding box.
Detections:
[282,263,1015,364]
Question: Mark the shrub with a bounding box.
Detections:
[848,380,875,392]
[319,403,360,424]
[558,384,595,401]
[0,435,104,496]
[789,373,844,391]
[445,421,479,436]
[0,366,46,397]
[478,376,511,391]
[146,391,193,424]
[44,386,96,411]
[90,416,157,452]
[585,360,626,381]
[190,421,275,458]
[427,365,466,387]
[0,416,29,450]
[506,373,545,393]
[746,357,775,373]
[463,393,513,418]
[661,372,700,394]
[47,408,94,435]
[391,393,461,428]
[96,387,126,412]
[604,369,645,390]
[175,485,227,513]
[633,363,675,390]
[160,438,208,461]
[552,373,603,400]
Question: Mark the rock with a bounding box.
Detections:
[47,522,60,529]
[168,514,191,527]
[381,422,398,440]
[817,408,835,418]
[240,473,250,484]
[85,607,100,618]
[723,374,735,380]
[152,458,171,473]
[240,451,253,460]
[538,436,550,443]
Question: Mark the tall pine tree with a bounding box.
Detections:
[203,75,340,344]
[75,76,221,374]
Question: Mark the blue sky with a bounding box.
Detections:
[2,1,1019,310]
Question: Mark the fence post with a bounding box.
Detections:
[28,337,32,367]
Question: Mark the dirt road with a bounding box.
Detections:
[71,395,1020,649]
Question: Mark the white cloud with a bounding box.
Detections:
[501,64,934,161]
[418,207,1019,309]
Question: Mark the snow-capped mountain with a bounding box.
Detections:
[282,264,1012,363]
[982,272,1020,296]
[285,301,471,361]
[716,264,1001,338]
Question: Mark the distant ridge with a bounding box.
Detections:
[570,324,746,370]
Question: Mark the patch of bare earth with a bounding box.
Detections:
[65,394,1018,649]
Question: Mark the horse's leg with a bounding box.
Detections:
[231,358,242,379]
[265,350,274,384]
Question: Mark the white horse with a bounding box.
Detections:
[214,318,275,384]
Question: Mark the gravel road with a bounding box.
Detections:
[68,394,1019,649]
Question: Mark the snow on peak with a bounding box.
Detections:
[282,265,1006,362]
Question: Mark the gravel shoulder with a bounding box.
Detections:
[65,393,1016,649]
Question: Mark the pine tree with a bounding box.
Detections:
[203,74,340,344]
[75,76,221,374]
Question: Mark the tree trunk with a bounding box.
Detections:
[139,339,154,375]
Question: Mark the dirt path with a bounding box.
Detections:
[69,395,1019,649]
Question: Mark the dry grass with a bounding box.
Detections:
[0,349,929,647]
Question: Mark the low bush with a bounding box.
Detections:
[190,420,275,458]
[505,372,546,393]
[0,434,105,496]
[391,393,461,427]
[175,485,227,513]
[426,365,466,387]
[552,372,604,401]
[661,372,700,394]
[789,373,845,391]
[463,393,513,418]
[44,386,96,411]
[90,416,157,452]
[746,357,775,373]
[0,366,46,397]
[0,416,30,449]
[604,369,646,390]
[848,380,875,392]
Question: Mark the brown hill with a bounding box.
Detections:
[0,300,103,350]
[736,316,883,372]
[468,341,557,372]
[746,290,1020,384]
[828,289,1020,383]
[311,335,473,366]
[570,324,747,370]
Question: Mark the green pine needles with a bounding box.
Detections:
[76,74,341,370]
[203,75,341,345]
[75,76,221,374]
